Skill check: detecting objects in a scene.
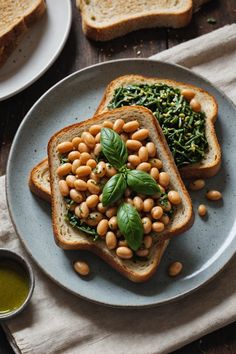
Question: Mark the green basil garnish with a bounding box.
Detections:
[117,203,143,251]
[108,83,208,167]
[100,128,128,169]
[102,173,126,207]
[127,170,160,195]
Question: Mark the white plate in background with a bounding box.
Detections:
[0,0,72,101]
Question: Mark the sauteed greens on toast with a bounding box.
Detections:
[108,83,208,167]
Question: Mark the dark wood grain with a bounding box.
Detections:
[1,0,236,352]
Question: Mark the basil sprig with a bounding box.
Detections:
[100,127,161,208]
[102,174,126,207]
[127,170,160,195]
[101,128,128,169]
[117,203,143,251]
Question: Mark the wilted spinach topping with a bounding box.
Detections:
[108,83,208,167]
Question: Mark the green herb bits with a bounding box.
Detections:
[108,83,208,167]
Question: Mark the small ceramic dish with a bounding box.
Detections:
[0,248,34,320]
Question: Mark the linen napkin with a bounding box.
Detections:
[1,23,236,354]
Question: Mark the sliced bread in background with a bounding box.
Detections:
[0,0,46,67]
[77,0,213,41]
[77,0,193,41]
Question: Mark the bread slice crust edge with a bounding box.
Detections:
[28,157,51,203]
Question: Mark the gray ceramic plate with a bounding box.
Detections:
[6,59,236,308]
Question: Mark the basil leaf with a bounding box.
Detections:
[102,173,126,207]
[101,128,128,169]
[117,203,143,251]
[127,170,160,195]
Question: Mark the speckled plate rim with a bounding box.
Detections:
[0,0,72,101]
[6,58,236,308]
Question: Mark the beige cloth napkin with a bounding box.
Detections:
[1,23,236,354]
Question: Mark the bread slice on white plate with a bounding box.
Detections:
[96,75,221,179]
[77,0,192,41]
[0,0,46,66]
[48,106,193,282]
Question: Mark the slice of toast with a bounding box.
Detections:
[96,75,221,179]
[48,106,193,282]
[29,73,220,199]
[0,0,46,67]
[77,0,192,41]
[29,158,51,203]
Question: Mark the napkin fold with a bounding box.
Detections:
[1,23,236,354]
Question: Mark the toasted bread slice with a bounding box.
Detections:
[0,0,46,66]
[29,73,220,200]
[96,75,221,179]
[29,158,51,203]
[77,0,192,41]
[29,159,170,283]
[48,106,193,282]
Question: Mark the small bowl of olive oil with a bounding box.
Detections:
[0,248,35,320]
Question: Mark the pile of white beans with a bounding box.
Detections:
[56,119,182,260]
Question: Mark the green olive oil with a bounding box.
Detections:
[0,260,29,314]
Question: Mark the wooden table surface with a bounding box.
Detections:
[1,1,236,353]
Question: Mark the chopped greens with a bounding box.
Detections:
[59,154,69,164]
[65,210,99,240]
[158,192,174,219]
[158,193,169,208]
[108,83,208,167]
[64,197,76,208]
